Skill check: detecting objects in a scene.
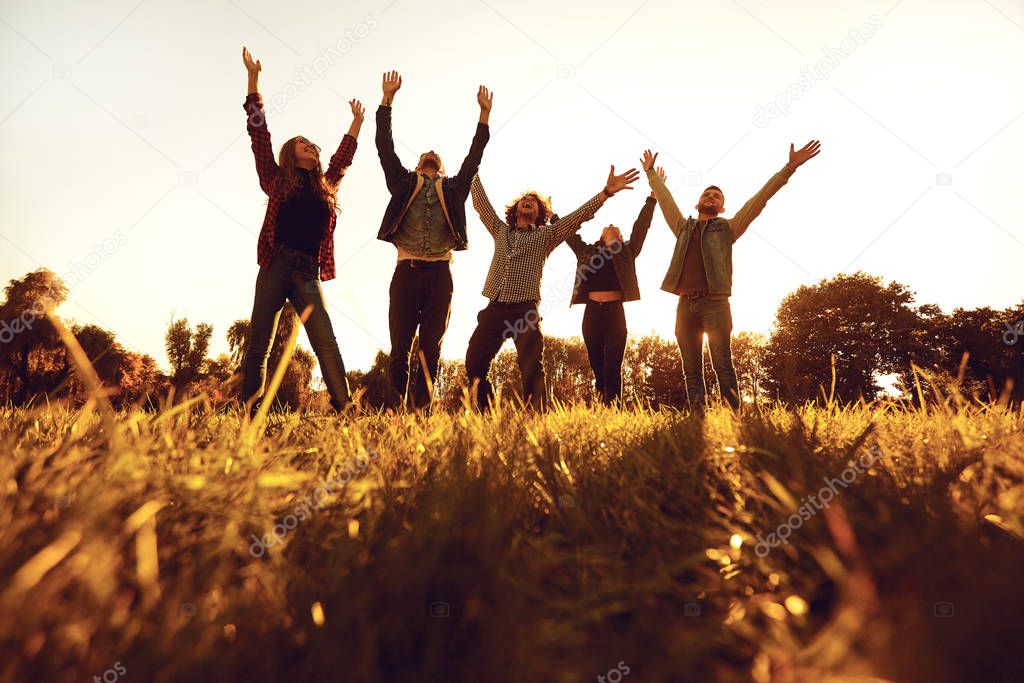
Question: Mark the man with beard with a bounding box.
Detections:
[641,141,820,410]
[375,70,493,411]
[466,165,641,410]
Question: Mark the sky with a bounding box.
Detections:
[1,0,1022,376]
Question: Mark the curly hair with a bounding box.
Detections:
[274,135,339,211]
[504,191,555,227]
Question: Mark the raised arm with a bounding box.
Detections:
[242,46,278,195]
[641,150,684,238]
[470,174,503,237]
[324,99,363,187]
[730,140,819,241]
[626,167,662,257]
[545,165,640,252]
[564,232,587,256]
[375,70,410,192]
[450,86,493,194]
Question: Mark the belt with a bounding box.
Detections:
[275,244,318,263]
[586,299,624,306]
[401,258,449,269]
[489,299,536,307]
[680,290,709,301]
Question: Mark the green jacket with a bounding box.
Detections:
[564,197,655,305]
[647,165,794,295]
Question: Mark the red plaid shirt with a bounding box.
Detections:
[243,93,357,281]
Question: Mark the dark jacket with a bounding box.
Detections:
[375,105,490,251]
[565,197,655,305]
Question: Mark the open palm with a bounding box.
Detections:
[382,70,402,96]
[242,46,261,74]
[789,140,821,168]
[477,85,493,112]
[606,165,641,194]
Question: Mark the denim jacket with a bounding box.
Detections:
[646,165,794,295]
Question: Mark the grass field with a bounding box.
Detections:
[2,396,1023,683]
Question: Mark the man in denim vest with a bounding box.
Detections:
[375,70,492,411]
[641,142,820,409]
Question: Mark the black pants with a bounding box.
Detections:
[581,300,627,404]
[465,300,546,410]
[388,260,453,409]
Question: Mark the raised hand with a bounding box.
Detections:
[382,70,402,104]
[650,166,666,198]
[605,165,641,195]
[477,85,493,112]
[242,46,261,74]
[346,98,365,139]
[788,140,821,169]
[243,46,262,95]
[640,149,659,172]
[349,98,365,123]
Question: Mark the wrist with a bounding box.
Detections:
[601,187,614,199]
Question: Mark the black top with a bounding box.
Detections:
[565,197,654,305]
[276,168,331,256]
[579,245,623,294]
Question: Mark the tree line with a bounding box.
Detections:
[1,269,1020,409]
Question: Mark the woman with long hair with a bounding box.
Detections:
[239,47,364,415]
[565,167,665,405]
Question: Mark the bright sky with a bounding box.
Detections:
[2,0,1022,374]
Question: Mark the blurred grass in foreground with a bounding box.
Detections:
[1,396,1022,683]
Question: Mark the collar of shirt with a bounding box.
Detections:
[510,223,539,233]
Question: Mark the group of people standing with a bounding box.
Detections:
[238,48,822,416]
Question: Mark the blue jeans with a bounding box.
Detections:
[241,246,351,412]
[674,295,739,409]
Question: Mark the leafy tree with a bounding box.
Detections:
[435,358,468,411]
[541,335,592,404]
[0,269,68,403]
[348,350,391,410]
[624,334,687,408]
[922,303,1024,403]
[732,331,769,405]
[67,325,162,406]
[763,272,926,402]
[165,317,212,391]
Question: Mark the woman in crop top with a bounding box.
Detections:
[564,168,664,404]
